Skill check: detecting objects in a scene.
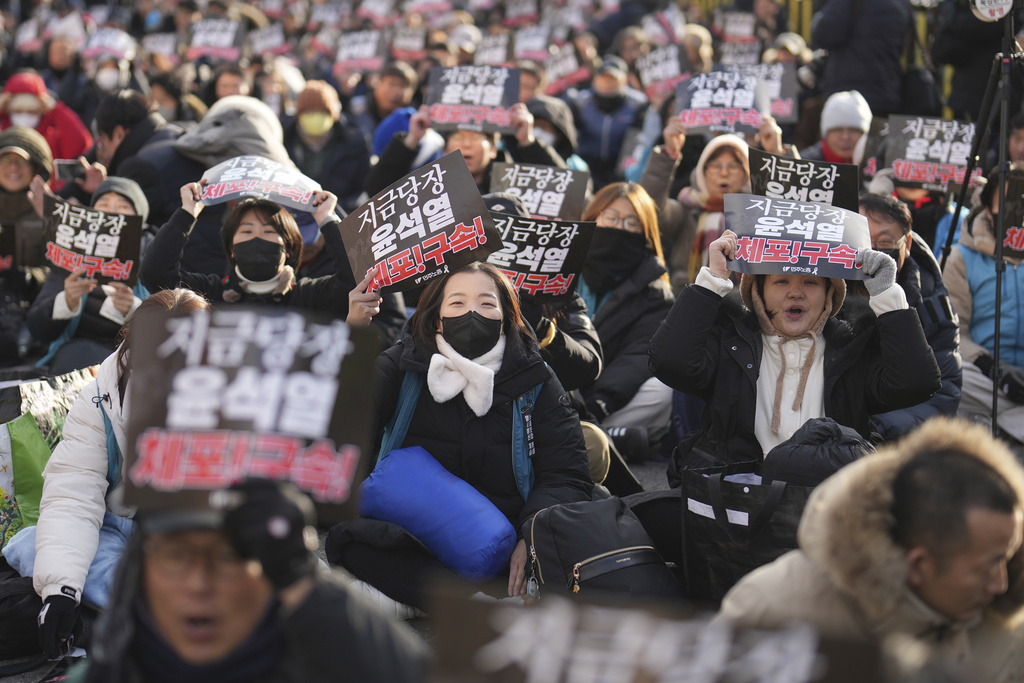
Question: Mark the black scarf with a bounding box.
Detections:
[582,227,648,294]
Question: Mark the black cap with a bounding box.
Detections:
[482,192,528,218]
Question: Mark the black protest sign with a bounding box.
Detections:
[82,27,135,60]
[490,162,590,220]
[339,152,502,293]
[247,23,289,57]
[504,0,540,27]
[749,149,860,212]
[513,25,551,62]
[724,63,798,125]
[541,5,587,35]
[198,156,322,213]
[333,29,387,75]
[431,590,885,683]
[642,5,687,45]
[426,66,520,135]
[142,33,180,65]
[42,195,143,286]
[725,194,871,279]
[307,0,351,30]
[486,213,595,303]
[260,0,286,19]
[999,175,1024,260]
[636,44,692,102]
[885,115,979,192]
[475,33,511,66]
[545,43,590,95]
[860,117,888,181]
[716,10,761,65]
[676,70,770,136]
[186,19,245,62]
[390,25,427,62]
[357,0,396,28]
[126,307,377,523]
[403,0,454,14]
[14,19,41,54]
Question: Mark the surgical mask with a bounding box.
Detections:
[878,248,901,266]
[533,128,557,148]
[8,112,40,128]
[298,112,334,138]
[94,67,121,92]
[441,310,502,359]
[233,238,285,282]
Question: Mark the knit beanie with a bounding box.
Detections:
[0,125,53,180]
[820,91,872,135]
[92,176,150,224]
[294,81,340,120]
[3,72,47,97]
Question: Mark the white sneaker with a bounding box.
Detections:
[349,580,425,620]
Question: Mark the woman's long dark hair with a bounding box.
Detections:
[408,262,535,357]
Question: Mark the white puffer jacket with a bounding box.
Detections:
[33,350,134,603]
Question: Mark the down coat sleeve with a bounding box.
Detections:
[648,284,728,400]
[857,308,942,416]
[32,376,121,603]
[139,208,224,298]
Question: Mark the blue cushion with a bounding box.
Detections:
[358,446,517,581]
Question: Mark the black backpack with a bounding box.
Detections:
[0,555,46,672]
[524,495,682,601]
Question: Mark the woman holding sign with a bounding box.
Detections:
[329,262,593,612]
[141,182,397,331]
[649,229,942,485]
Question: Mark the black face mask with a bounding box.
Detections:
[233,238,285,282]
[583,227,648,293]
[878,248,901,266]
[441,310,503,359]
[593,92,626,114]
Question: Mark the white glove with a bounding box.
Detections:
[856,249,898,298]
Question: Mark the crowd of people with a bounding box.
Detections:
[0,0,1021,679]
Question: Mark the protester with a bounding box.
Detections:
[577,182,674,440]
[798,90,871,164]
[348,61,419,148]
[718,417,1024,682]
[27,177,150,374]
[0,71,92,162]
[943,171,1024,444]
[329,262,593,612]
[852,193,961,441]
[72,478,427,682]
[141,182,404,341]
[2,289,209,659]
[650,229,941,485]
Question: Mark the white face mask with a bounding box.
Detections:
[8,113,40,128]
[94,67,121,92]
[533,128,557,149]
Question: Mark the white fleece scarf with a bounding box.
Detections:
[427,334,506,417]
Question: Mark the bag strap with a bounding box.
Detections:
[706,473,787,547]
[511,382,543,502]
[36,296,87,368]
[95,384,121,494]
[377,371,425,463]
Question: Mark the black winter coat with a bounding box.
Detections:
[650,283,941,486]
[377,333,593,530]
[579,252,674,421]
[520,291,603,392]
[811,0,911,116]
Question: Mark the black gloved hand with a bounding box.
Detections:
[222,478,318,590]
[38,592,78,660]
[998,364,1024,403]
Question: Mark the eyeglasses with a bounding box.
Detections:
[598,209,643,232]
[144,539,250,581]
[706,161,744,174]
[872,234,906,250]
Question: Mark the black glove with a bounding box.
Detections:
[38,592,78,660]
[222,478,318,590]
[999,364,1024,403]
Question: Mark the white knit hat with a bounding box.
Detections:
[820,91,872,135]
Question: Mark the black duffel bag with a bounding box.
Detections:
[524,495,681,601]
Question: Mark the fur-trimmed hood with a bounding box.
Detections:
[798,417,1024,627]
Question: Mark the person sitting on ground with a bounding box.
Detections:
[27,177,151,374]
[70,478,427,682]
[718,417,1024,682]
[798,90,871,165]
[650,229,941,485]
[328,262,593,613]
[140,182,406,340]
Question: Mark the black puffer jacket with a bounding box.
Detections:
[579,252,674,421]
[520,291,603,392]
[811,0,911,116]
[650,283,941,487]
[377,333,593,530]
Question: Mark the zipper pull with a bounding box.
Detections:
[527,545,540,599]
[570,562,581,593]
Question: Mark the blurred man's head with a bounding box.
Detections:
[444,129,498,181]
[859,192,913,272]
[93,89,151,166]
[373,61,417,119]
